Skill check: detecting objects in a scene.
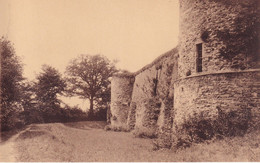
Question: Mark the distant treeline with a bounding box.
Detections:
[0,37,115,131]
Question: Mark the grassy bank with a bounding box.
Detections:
[4,121,259,162]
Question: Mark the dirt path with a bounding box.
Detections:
[0,138,17,161]
[1,121,259,162]
[13,122,162,162]
[0,128,30,162]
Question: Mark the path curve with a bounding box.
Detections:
[0,128,29,162]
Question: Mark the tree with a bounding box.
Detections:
[19,80,44,124]
[0,37,24,106]
[0,37,24,130]
[35,65,66,122]
[65,54,117,116]
[21,81,36,109]
[36,65,66,105]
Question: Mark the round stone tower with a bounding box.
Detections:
[178,0,259,77]
[173,0,260,144]
[110,73,135,128]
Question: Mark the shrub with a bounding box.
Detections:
[92,107,107,121]
[104,125,111,131]
[22,108,44,125]
[132,127,158,139]
[174,107,252,148]
[1,104,25,131]
[59,105,89,122]
[104,124,130,132]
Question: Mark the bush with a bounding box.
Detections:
[89,107,107,121]
[1,103,25,131]
[59,105,89,122]
[22,108,44,125]
[22,104,89,125]
[104,124,130,132]
[154,131,172,149]
[132,127,158,139]
[174,106,252,148]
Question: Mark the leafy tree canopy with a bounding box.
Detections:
[0,37,24,106]
[35,65,66,107]
[65,54,117,115]
[0,37,24,130]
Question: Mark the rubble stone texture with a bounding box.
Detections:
[110,0,260,148]
[178,0,259,78]
[130,49,178,138]
[110,74,135,128]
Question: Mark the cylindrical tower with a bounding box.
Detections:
[178,0,259,77]
[110,73,135,128]
[173,0,260,145]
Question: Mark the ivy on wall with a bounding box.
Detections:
[215,1,259,66]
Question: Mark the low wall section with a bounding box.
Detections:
[173,69,260,145]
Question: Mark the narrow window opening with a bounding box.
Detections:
[153,65,162,96]
[196,43,203,72]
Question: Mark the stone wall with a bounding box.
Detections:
[109,0,260,148]
[110,48,178,132]
[178,0,260,78]
[0,43,1,133]
[128,48,178,138]
[173,70,260,146]
[110,74,135,128]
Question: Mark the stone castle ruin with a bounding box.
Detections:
[109,0,260,148]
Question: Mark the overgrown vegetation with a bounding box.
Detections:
[132,127,158,139]
[104,124,130,132]
[174,106,252,148]
[0,38,115,134]
[0,37,24,131]
[11,122,260,161]
[216,0,259,67]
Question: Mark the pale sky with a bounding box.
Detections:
[0,0,179,109]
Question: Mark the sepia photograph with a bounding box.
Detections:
[0,0,259,162]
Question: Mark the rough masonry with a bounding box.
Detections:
[110,0,260,148]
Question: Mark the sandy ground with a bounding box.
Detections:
[0,127,30,162]
[0,121,260,162]
[0,136,17,161]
